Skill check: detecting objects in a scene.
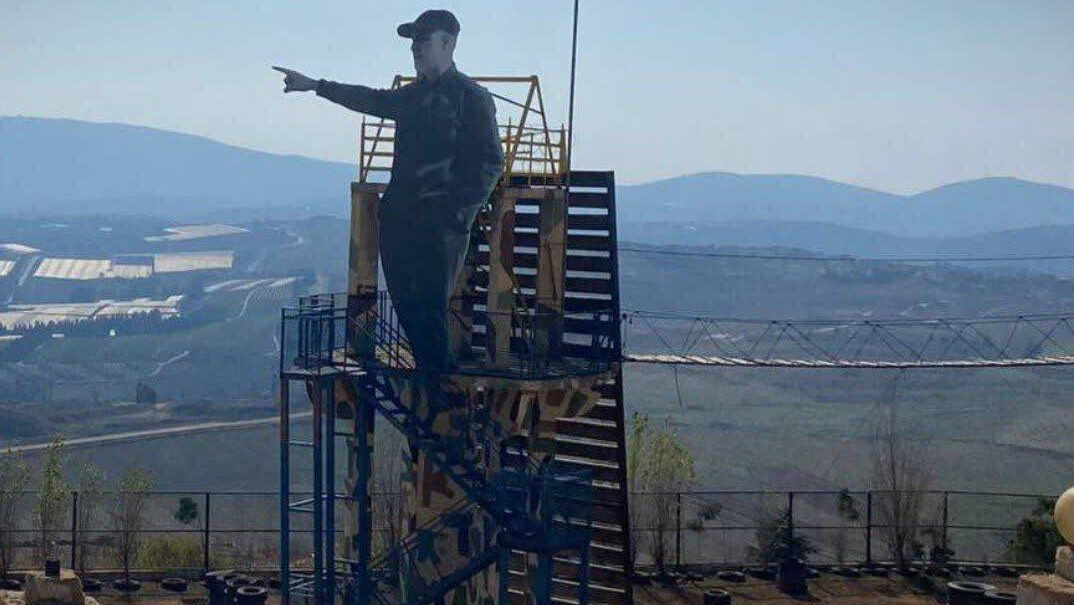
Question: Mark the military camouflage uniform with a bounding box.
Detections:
[317,64,504,370]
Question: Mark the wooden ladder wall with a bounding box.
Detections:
[471,171,633,605]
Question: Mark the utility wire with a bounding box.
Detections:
[618,246,1074,264]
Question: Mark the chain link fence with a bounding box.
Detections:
[0,489,1055,574]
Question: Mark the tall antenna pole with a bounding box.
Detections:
[565,0,580,186]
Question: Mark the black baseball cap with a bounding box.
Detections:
[397,9,460,38]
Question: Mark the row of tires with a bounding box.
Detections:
[698,563,1023,583]
[634,562,1025,587]
[0,577,186,594]
[1,572,276,604]
[203,570,273,605]
[691,578,1014,605]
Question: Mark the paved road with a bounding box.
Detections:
[6,412,313,453]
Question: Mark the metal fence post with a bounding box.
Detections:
[70,490,78,570]
[675,492,682,568]
[865,491,873,565]
[203,492,211,573]
[942,492,949,557]
[787,491,795,555]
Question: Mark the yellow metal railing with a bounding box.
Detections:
[357,75,567,184]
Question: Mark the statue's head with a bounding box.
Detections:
[398,9,460,80]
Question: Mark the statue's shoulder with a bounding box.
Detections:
[452,70,491,98]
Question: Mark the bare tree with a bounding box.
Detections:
[627,413,695,573]
[870,374,933,566]
[0,448,29,584]
[75,461,105,573]
[372,426,405,570]
[111,467,153,584]
[831,488,861,565]
[34,435,69,566]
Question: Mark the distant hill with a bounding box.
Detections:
[618,172,1074,238]
[619,220,1074,277]
[6,116,1074,239]
[0,116,354,216]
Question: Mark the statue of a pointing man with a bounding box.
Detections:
[274,9,504,372]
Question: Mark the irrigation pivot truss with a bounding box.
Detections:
[621,310,1074,368]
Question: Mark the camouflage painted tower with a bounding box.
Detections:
[279,76,633,605]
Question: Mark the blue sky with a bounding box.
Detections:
[2,0,1072,191]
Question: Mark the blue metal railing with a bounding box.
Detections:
[281,290,618,380]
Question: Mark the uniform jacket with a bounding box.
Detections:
[316,64,504,234]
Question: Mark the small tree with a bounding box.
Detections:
[173,497,199,526]
[626,413,696,573]
[870,376,933,566]
[373,428,405,574]
[112,467,154,583]
[0,448,30,583]
[832,488,860,565]
[135,382,158,405]
[34,435,69,565]
[1007,497,1062,566]
[75,461,106,573]
[750,506,816,565]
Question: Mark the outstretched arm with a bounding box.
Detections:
[272,65,407,120]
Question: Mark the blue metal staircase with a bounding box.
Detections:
[279,293,601,605]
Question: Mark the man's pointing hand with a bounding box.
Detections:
[272,66,317,93]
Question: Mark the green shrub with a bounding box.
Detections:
[137,535,229,570]
[1008,497,1062,566]
[750,507,816,565]
[138,535,203,570]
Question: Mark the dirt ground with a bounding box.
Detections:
[634,571,1020,605]
[1,570,1024,605]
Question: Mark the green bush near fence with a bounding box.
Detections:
[137,535,229,570]
[1007,497,1062,566]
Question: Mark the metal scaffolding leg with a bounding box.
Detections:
[325,379,337,605]
[353,390,374,605]
[280,378,291,605]
[312,379,324,605]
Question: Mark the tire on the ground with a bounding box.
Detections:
[703,588,732,605]
[161,577,188,592]
[203,569,235,588]
[747,566,774,580]
[716,570,746,583]
[112,578,141,592]
[226,575,256,598]
[992,567,1018,578]
[947,581,996,605]
[236,585,269,605]
[80,578,102,593]
[981,590,1016,605]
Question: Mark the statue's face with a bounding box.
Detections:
[411,30,455,79]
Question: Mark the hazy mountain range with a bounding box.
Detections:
[0,116,354,217]
[5,115,1074,245]
[617,172,1074,238]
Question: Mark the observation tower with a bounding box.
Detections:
[278,75,633,605]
